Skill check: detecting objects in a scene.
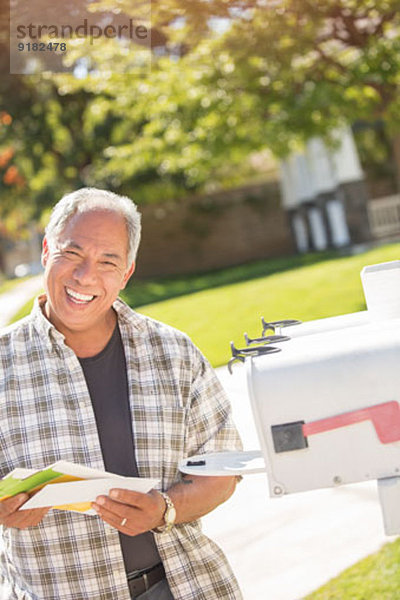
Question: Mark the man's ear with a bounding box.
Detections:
[121,261,135,289]
[41,237,50,268]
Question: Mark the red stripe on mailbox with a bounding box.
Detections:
[302,401,400,444]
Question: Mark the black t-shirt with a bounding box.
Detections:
[78,324,161,573]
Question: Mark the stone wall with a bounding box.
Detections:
[135,181,294,278]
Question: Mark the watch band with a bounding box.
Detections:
[152,492,176,534]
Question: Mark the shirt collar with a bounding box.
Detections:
[31,294,146,352]
[112,297,147,333]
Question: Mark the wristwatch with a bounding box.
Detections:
[152,492,176,534]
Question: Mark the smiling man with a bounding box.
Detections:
[0,188,243,600]
[42,209,135,357]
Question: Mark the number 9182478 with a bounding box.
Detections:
[18,42,67,52]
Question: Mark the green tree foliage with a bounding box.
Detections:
[0,0,257,217]
[53,53,266,200]
[214,0,400,157]
[0,0,399,223]
[53,0,400,196]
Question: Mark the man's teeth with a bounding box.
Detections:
[66,288,95,302]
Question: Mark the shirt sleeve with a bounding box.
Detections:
[185,346,243,458]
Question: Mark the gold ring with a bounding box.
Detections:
[121,517,127,527]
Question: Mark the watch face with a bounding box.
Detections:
[161,492,176,527]
[166,505,176,525]
[151,493,176,533]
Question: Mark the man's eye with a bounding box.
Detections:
[102,261,117,267]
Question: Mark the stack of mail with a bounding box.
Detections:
[0,461,158,514]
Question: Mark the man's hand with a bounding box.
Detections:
[93,475,238,536]
[92,489,165,536]
[0,494,50,529]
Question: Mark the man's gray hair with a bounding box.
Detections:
[45,188,141,264]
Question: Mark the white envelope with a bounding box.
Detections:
[7,460,160,514]
[22,476,158,511]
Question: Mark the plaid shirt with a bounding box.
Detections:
[0,296,243,600]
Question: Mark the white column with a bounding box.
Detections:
[326,198,351,247]
[292,213,309,253]
[308,206,328,250]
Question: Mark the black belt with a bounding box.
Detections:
[127,563,166,598]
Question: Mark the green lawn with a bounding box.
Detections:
[122,250,338,308]
[132,243,400,367]
[9,243,400,368]
[305,538,400,599]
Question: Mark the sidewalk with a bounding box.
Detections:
[203,366,393,600]
[0,275,44,328]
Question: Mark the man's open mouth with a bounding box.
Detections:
[65,287,96,304]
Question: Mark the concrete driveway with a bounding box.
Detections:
[203,366,394,600]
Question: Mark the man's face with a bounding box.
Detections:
[42,209,135,338]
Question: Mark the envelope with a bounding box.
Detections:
[0,461,158,514]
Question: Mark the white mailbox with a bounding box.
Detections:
[180,260,400,535]
[247,318,400,498]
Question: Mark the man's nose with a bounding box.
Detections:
[73,259,97,284]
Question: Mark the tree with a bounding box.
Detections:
[51,0,400,194]
[211,0,400,173]
[1,0,399,223]
[0,0,269,219]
